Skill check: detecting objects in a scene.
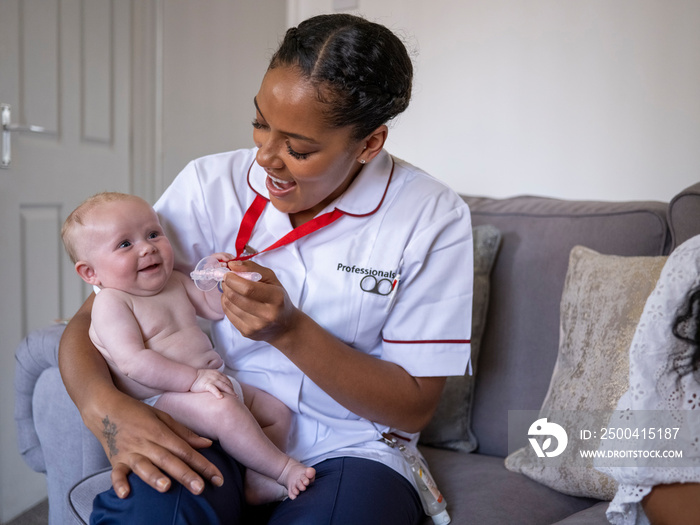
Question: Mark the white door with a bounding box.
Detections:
[0,0,132,521]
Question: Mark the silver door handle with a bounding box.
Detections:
[1,103,51,168]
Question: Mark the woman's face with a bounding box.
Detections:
[252,66,366,226]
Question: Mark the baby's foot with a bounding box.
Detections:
[244,470,287,505]
[276,458,316,500]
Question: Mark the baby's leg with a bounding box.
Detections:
[153,391,314,502]
[240,383,316,504]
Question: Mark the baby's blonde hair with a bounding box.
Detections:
[62,192,141,263]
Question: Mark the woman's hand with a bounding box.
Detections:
[84,390,224,498]
[220,260,299,343]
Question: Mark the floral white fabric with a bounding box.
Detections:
[597,235,700,525]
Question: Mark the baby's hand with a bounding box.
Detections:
[210,252,235,265]
[190,369,237,399]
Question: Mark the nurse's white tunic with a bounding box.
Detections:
[154,147,473,487]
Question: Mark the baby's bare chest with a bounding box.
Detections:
[130,288,202,349]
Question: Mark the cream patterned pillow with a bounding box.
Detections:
[504,246,667,500]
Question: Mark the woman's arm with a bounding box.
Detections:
[221,265,446,433]
[642,482,700,525]
[58,294,224,498]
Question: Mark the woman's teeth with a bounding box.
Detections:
[268,174,294,190]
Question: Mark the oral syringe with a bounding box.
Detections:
[190,255,262,291]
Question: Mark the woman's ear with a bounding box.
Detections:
[75,261,100,286]
[357,125,388,164]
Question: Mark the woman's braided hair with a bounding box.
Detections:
[269,14,413,141]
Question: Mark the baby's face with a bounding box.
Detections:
[80,198,174,296]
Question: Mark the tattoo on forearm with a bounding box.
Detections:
[102,416,119,458]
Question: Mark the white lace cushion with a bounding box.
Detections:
[505,246,667,500]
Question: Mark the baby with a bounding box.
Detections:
[61,192,315,503]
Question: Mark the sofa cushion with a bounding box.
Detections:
[419,224,501,453]
[463,195,670,457]
[551,502,610,524]
[69,468,112,524]
[419,446,599,525]
[504,246,667,500]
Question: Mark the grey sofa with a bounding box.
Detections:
[15,181,700,524]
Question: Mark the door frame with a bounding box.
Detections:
[131,0,163,204]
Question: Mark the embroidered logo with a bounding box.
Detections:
[336,263,399,296]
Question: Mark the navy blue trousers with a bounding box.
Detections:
[91,442,422,525]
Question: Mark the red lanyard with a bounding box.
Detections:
[234,194,344,260]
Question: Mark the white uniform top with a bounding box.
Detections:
[154,147,473,485]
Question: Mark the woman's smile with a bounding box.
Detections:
[265,172,297,196]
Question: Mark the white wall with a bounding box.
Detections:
[288,0,700,202]
[159,2,286,192]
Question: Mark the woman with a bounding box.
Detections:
[60,13,473,524]
[598,234,700,525]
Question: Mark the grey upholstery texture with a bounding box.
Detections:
[15,182,700,525]
[15,323,108,525]
[70,469,112,524]
[420,447,597,525]
[464,196,670,458]
[551,502,610,525]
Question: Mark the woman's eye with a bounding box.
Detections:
[251,119,266,130]
[286,144,310,160]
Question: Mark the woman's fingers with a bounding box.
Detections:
[110,463,134,499]
[151,410,225,490]
[220,262,298,341]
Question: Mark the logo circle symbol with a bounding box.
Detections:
[527,418,568,458]
[360,275,393,296]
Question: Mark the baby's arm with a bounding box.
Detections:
[92,290,227,395]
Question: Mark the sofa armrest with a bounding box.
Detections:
[14,323,67,473]
[668,181,700,250]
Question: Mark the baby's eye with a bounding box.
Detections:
[118,240,132,249]
[148,231,160,239]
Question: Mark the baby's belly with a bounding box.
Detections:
[114,328,224,400]
[148,326,223,369]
